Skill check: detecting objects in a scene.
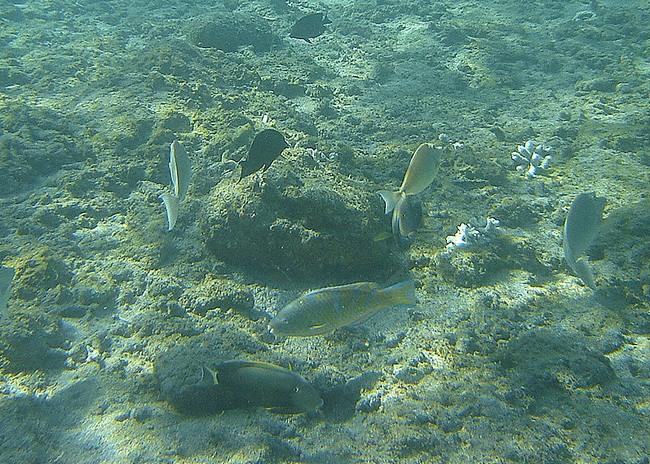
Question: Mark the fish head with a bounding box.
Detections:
[392,196,422,246]
[290,381,323,412]
[269,298,330,337]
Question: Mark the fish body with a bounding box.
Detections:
[208,360,323,413]
[378,143,442,243]
[270,280,416,337]
[239,129,290,180]
[0,265,15,314]
[290,13,331,43]
[563,192,606,289]
[169,140,192,201]
[392,195,422,246]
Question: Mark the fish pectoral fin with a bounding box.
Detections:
[265,406,298,414]
[203,366,219,385]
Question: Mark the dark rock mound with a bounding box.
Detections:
[0,310,69,372]
[498,328,616,398]
[188,13,278,52]
[201,169,402,284]
[0,100,91,196]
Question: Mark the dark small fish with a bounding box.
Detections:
[239,129,290,181]
[290,13,331,43]
[206,360,323,413]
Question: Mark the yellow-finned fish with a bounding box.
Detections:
[269,280,416,337]
[377,143,444,243]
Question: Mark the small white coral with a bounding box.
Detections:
[511,140,552,179]
[446,217,500,251]
[446,223,479,249]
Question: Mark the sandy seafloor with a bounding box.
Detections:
[0,0,649,462]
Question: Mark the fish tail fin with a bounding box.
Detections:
[160,193,180,231]
[377,190,402,215]
[381,280,416,306]
[574,257,597,290]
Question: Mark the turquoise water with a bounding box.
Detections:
[1,0,648,462]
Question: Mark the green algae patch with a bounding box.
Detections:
[10,247,73,301]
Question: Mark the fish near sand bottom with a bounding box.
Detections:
[161,140,192,231]
[563,192,606,290]
[269,280,416,337]
[239,129,290,181]
[0,265,15,314]
[290,13,331,43]
[378,143,444,244]
[206,360,323,414]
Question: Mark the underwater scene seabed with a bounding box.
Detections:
[0,0,649,462]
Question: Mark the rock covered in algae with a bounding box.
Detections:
[179,274,256,318]
[498,328,616,398]
[201,169,401,283]
[0,100,90,195]
[435,235,548,287]
[0,310,69,372]
[188,12,278,52]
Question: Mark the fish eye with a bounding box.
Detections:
[293,386,300,393]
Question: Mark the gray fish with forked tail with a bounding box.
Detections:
[563,192,606,290]
[269,280,416,337]
[0,265,14,315]
[377,143,443,243]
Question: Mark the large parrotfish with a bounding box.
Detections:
[269,280,416,337]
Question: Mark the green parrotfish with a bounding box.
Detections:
[269,280,416,337]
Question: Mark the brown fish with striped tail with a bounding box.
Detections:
[269,280,416,337]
